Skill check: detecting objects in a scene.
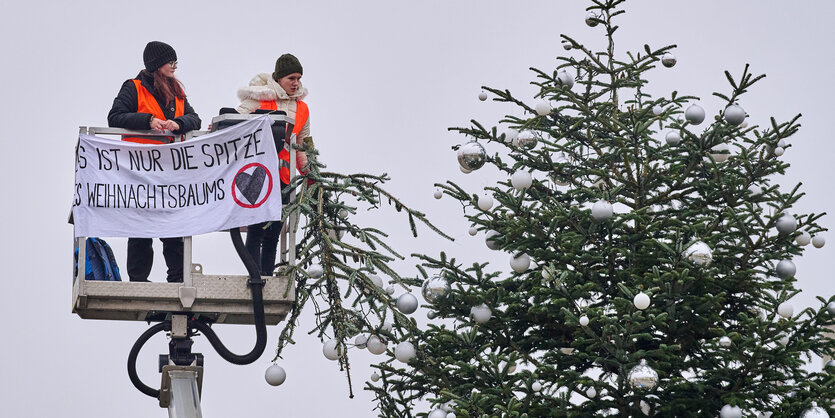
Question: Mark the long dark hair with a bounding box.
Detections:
[145,69,186,105]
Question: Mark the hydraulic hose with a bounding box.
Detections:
[188,227,267,365]
[127,321,168,398]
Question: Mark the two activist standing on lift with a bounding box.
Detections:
[107,41,311,282]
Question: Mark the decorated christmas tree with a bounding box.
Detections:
[364,0,835,416]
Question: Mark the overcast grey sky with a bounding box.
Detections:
[1,1,834,417]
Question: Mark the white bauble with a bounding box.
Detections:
[709,142,730,162]
[800,402,830,418]
[665,131,681,146]
[586,387,597,398]
[541,268,552,281]
[433,188,442,199]
[396,293,419,314]
[447,413,456,418]
[775,259,796,279]
[531,381,542,392]
[719,336,732,347]
[369,274,384,288]
[307,263,324,279]
[633,292,651,310]
[323,340,342,360]
[427,311,437,319]
[776,215,797,234]
[777,302,794,319]
[478,194,494,211]
[468,226,478,236]
[478,92,488,101]
[485,230,501,250]
[265,364,287,386]
[579,315,590,326]
[685,104,706,125]
[563,41,572,50]
[504,128,519,143]
[428,409,447,418]
[585,11,599,26]
[394,341,416,363]
[774,146,785,156]
[661,52,677,68]
[812,235,826,248]
[511,171,533,190]
[591,200,614,221]
[535,101,551,116]
[380,321,393,333]
[779,335,790,346]
[682,241,713,266]
[720,405,743,418]
[385,285,396,295]
[557,70,575,89]
[366,336,387,355]
[510,253,531,273]
[354,335,368,349]
[337,209,349,219]
[370,372,380,382]
[470,303,492,324]
[796,231,812,246]
[777,139,786,148]
[724,104,746,126]
[652,105,663,116]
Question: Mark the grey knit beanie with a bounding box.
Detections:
[272,54,303,81]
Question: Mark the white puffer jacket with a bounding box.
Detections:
[236,73,311,173]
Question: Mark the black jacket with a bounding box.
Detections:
[107,70,201,134]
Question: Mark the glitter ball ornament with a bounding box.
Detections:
[682,241,713,266]
[585,11,599,27]
[719,336,732,347]
[801,403,830,418]
[796,231,812,246]
[633,292,651,310]
[776,215,797,234]
[531,381,542,392]
[370,372,380,382]
[354,335,368,349]
[477,194,494,211]
[265,364,287,386]
[367,336,387,355]
[777,302,794,319]
[471,303,492,324]
[323,340,342,360]
[720,405,743,418]
[535,101,551,116]
[433,188,442,199]
[422,275,450,304]
[478,92,487,101]
[429,409,447,418]
[579,315,590,326]
[485,230,501,250]
[511,171,533,190]
[661,52,677,68]
[468,226,478,236]
[591,200,613,221]
[665,131,681,146]
[394,342,416,363]
[457,141,487,171]
[557,70,575,89]
[307,263,324,278]
[510,253,531,273]
[724,104,746,125]
[628,359,658,389]
[812,235,826,248]
[775,259,796,279]
[709,142,730,162]
[685,104,706,125]
[517,131,538,149]
[396,293,419,314]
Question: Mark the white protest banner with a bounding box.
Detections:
[72,116,282,238]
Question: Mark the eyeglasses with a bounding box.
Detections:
[168,61,178,68]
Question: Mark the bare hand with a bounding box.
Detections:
[163,120,180,131]
[150,117,166,132]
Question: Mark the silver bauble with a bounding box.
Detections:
[796,231,812,246]
[427,310,437,319]
[457,141,487,171]
[511,171,533,190]
[478,92,488,101]
[776,214,797,234]
[661,52,677,68]
[470,303,492,324]
[422,275,451,304]
[665,131,681,146]
[460,165,472,174]
[510,253,531,273]
[485,230,501,250]
[265,364,287,386]
[720,405,743,418]
[477,194,494,211]
[775,259,796,279]
[709,142,730,162]
[685,104,706,125]
[394,341,416,363]
[517,131,538,149]
[724,104,746,126]
[557,70,575,89]
[396,293,419,314]
[812,235,826,248]
[535,101,551,116]
[585,11,599,27]
[800,402,830,418]
[682,241,713,266]
[433,188,442,199]
[828,302,835,315]
[628,359,658,390]
[591,200,614,221]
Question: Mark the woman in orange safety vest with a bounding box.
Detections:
[107,41,202,282]
[236,53,312,276]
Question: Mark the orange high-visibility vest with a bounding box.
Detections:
[258,99,309,185]
[122,79,184,144]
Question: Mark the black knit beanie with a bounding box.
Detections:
[272,54,303,81]
[143,41,177,72]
